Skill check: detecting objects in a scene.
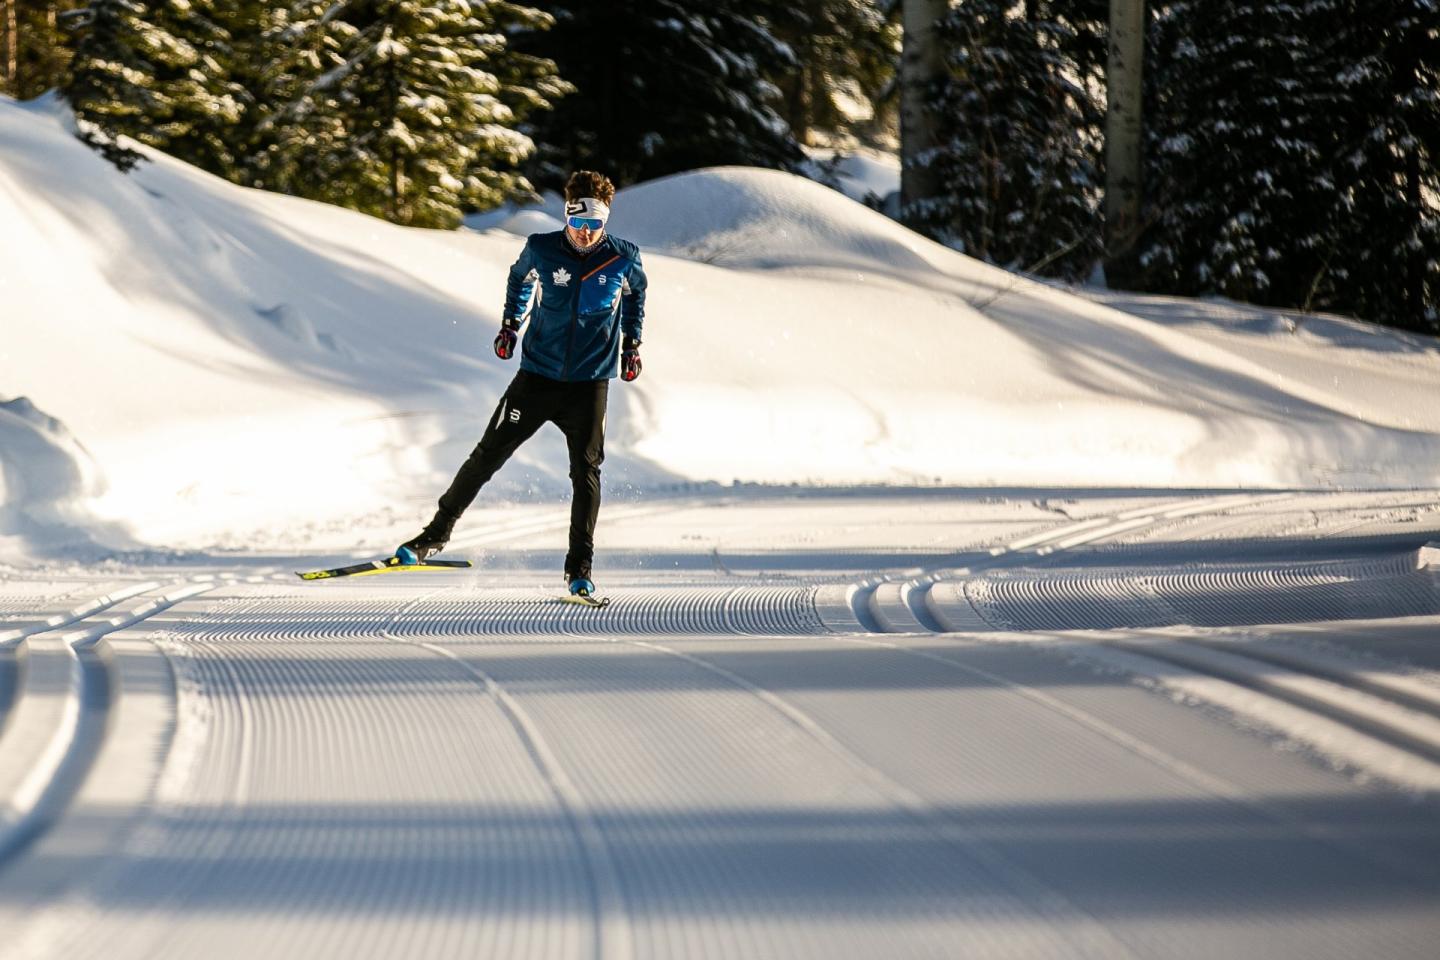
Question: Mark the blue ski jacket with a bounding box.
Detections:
[503,231,648,382]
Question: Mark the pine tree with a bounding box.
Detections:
[1325,0,1439,330]
[917,0,1103,279]
[1139,1,1347,309]
[515,0,804,189]
[1,1,85,100]
[260,0,567,227]
[763,0,899,148]
[1139,0,1437,331]
[64,0,246,173]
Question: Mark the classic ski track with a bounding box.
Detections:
[1101,632,1440,786]
[0,580,166,645]
[0,577,142,619]
[204,585,825,640]
[844,492,1298,634]
[831,631,1440,889]
[544,611,1140,960]
[67,583,611,960]
[956,553,1439,633]
[931,554,1440,785]
[400,641,632,960]
[5,492,1438,956]
[0,578,218,872]
[842,490,1440,800]
[1197,626,1440,717]
[358,580,632,960]
[0,630,185,960]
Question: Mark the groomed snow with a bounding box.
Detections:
[3,93,1440,562]
[5,93,1440,960]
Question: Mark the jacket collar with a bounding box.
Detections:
[561,230,609,259]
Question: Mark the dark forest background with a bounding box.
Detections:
[1,0,1434,331]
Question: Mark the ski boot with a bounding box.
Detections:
[564,573,609,607]
[397,512,456,565]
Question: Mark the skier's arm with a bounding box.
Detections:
[620,252,647,344]
[503,239,539,325]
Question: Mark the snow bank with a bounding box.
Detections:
[3,94,1440,560]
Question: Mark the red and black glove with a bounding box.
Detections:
[620,336,642,382]
[494,320,519,360]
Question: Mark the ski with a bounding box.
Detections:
[296,556,472,581]
[560,592,611,608]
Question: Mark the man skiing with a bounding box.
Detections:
[398,170,647,601]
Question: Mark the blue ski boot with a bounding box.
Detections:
[565,574,610,607]
[398,512,456,565]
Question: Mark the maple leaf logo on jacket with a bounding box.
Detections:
[552,267,571,287]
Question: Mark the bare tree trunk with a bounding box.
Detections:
[1104,0,1145,286]
[900,0,948,234]
[2,0,18,96]
[1407,142,1423,322]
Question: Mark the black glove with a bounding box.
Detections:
[620,335,642,382]
[494,320,519,360]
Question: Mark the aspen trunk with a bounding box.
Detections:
[3,0,18,95]
[1104,0,1145,286]
[900,0,949,233]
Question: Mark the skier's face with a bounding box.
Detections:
[566,216,605,247]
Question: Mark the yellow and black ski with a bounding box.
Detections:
[297,556,472,580]
[559,592,611,608]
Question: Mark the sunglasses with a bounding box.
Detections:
[567,216,606,231]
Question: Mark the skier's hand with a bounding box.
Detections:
[494,324,518,360]
[621,336,641,382]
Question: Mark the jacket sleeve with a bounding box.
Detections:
[621,250,647,343]
[503,238,539,325]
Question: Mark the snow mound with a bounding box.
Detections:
[0,396,125,557]
[613,166,936,273]
[799,147,901,208]
[3,94,1440,561]
[464,193,564,235]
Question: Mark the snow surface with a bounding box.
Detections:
[3,491,1440,959]
[4,94,1440,959]
[799,146,901,208]
[4,94,1440,560]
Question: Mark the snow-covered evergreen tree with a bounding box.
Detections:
[65,0,246,173]
[260,0,567,227]
[516,0,804,189]
[1327,0,1439,330]
[1,1,85,100]
[1139,1,1349,310]
[917,0,1103,279]
[764,0,899,148]
[1140,0,1437,331]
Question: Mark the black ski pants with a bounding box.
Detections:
[436,370,607,580]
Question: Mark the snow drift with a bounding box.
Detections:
[2,93,1439,560]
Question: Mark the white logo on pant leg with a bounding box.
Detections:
[509,408,522,423]
[552,267,571,286]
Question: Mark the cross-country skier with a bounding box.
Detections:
[398,170,647,601]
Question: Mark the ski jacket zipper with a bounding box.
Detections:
[565,256,580,377]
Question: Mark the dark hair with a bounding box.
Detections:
[565,170,615,205]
